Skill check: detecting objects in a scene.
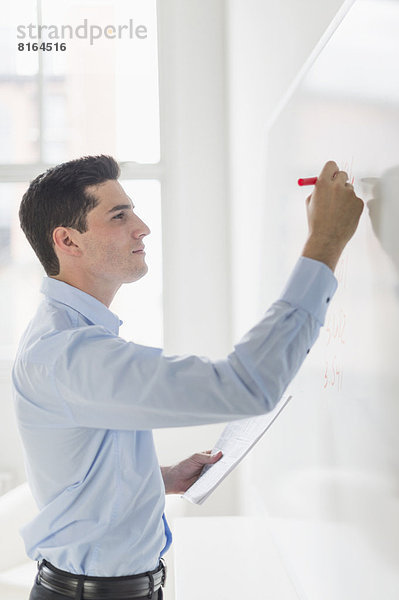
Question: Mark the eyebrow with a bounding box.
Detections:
[106,203,135,214]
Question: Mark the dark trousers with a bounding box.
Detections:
[29,572,164,600]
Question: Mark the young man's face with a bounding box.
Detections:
[76,179,151,287]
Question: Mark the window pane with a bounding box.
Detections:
[111,180,163,347]
[40,0,160,163]
[114,1,160,162]
[1,2,40,163]
[2,1,159,164]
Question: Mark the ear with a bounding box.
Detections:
[52,227,82,258]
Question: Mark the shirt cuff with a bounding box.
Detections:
[279,256,338,326]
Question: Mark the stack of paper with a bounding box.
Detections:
[183,394,292,504]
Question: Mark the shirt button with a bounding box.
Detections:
[307,349,310,354]
[326,297,330,303]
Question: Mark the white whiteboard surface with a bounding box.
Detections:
[247,0,399,593]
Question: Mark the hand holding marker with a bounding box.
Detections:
[298,173,354,186]
[298,161,362,273]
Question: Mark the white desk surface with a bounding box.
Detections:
[172,515,399,600]
[173,516,299,600]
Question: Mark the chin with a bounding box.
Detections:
[125,265,149,283]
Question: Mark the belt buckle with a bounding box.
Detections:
[160,558,167,587]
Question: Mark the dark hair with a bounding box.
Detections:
[19,154,120,276]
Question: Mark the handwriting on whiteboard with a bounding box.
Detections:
[321,253,349,392]
[323,355,343,391]
[324,308,347,345]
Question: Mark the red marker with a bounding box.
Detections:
[298,177,318,186]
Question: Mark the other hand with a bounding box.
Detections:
[161,450,223,494]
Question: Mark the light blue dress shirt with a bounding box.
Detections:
[12,256,337,576]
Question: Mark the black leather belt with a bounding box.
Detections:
[36,558,167,599]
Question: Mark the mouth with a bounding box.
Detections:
[132,246,145,254]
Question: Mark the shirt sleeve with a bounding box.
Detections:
[50,257,337,430]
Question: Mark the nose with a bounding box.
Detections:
[132,212,151,238]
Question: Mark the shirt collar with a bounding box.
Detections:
[40,277,123,335]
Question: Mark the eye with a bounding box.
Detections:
[113,212,125,220]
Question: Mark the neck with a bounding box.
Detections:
[52,272,120,308]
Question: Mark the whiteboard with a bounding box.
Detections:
[247,1,399,596]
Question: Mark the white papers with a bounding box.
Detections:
[183,394,292,505]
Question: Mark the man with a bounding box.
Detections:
[13,155,363,599]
